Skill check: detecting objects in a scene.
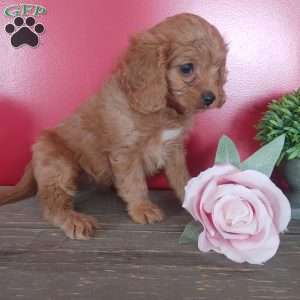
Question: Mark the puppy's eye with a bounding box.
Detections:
[179,63,194,75]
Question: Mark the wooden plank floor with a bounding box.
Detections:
[0,188,299,300]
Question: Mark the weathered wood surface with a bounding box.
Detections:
[0,189,299,300]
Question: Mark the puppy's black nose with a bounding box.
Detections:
[201,91,216,106]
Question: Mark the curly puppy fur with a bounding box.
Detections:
[0,13,228,239]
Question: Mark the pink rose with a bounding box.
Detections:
[183,164,291,264]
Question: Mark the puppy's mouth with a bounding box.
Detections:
[166,96,211,115]
[197,101,214,111]
[166,94,224,115]
[201,98,226,110]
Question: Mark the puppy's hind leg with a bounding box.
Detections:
[33,131,97,240]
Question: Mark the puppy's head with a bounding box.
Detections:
[119,13,228,115]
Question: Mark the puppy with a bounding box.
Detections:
[0,13,227,239]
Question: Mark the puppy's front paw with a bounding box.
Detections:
[62,211,98,240]
[128,200,165,224]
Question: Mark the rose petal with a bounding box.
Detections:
[215,184,271,234]
[202,179,218,213]
[200,231,245,263]
[183,165,238,217]
[232,227,267,249]
[251,189,274,219]
[195,179,219,237]
[212,196,252,239]
[198,230,214,252]
[225,170,291,232]
[234,225,280,264]
[183,165,238,235]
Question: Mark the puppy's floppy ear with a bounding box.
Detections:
[120,32,169,114]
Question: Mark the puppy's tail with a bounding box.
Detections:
[0,162,37,206]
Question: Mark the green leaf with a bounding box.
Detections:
[240,134,285,177]
[179,221,202,244]
[288,151,299,160]
[215,135,241,167]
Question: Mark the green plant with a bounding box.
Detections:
[256,88,300,164]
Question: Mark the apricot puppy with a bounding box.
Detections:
[0,13,227,239]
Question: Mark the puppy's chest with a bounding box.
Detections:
[142,127,183,174]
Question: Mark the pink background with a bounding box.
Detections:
[0,0,300,186]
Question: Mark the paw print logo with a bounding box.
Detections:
[5,17,45,48]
